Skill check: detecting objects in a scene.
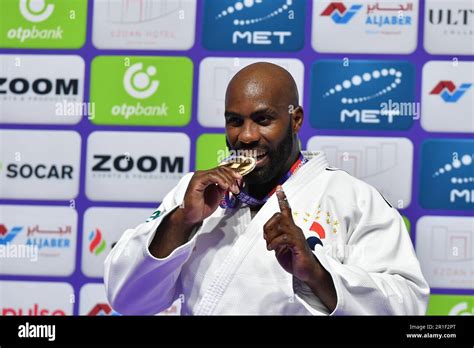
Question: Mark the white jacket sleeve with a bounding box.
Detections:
[294,179,430,315]
[104,173,197,315]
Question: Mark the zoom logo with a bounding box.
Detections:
[91,155,184,174]
[86,131,190,202]
[19,0,54,23]
[123,63,159,99]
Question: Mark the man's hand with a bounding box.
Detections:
[263,185,319,282]
[150,166,242,259]
[263,185,338,311]
[180,166,242,226]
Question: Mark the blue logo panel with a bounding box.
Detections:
[420,139,474,210]
[202,0,305,51]
[310,60,415,130]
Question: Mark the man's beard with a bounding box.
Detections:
[226,124,294,185]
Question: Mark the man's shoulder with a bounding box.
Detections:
[320,167,393,207]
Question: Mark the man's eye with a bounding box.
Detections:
[257,116,271,124]
[226,117,242,125]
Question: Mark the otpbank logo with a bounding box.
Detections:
[202,0,305,51]
[320,2,362,23]
[419,139,474,210]
[310,60,415,130]
[430,81,472,103]
[0,0,87,48]
[427,295,474,315]
[90,56,193,126]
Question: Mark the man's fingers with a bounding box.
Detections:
[263,212,281,240]
[267,233,294,251]
[276,185,292,217]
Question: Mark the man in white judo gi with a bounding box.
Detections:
[104,62,429,315]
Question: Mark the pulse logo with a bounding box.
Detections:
[0,224,23,245]
[19,0,54,22]
[310,60,414,130]
[320,2,362,24]
[88,228,106,256]
[123,63,159,99]
[202,0,305,51]
[420,139,474,210]
[430,81,472,103]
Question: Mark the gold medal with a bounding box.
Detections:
[219,156,256,176]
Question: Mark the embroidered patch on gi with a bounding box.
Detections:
[293,205,341,249]
[146,210,161,222]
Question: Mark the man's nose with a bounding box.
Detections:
[238,120,260,145]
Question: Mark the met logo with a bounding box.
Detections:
[320,2,362,24]
[310,60,414,130]
[420,139,474,210]
[430,81,472,103]
[202,0,305,51]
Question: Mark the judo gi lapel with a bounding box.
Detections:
[194,152,329,315]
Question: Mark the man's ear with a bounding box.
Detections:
[291,105,304,132]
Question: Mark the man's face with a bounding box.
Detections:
[224,80,295,185]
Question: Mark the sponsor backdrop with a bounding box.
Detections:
[0,0,473,316]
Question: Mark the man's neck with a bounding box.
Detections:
[247,149,300,201]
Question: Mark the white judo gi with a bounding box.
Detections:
[104,152,429,315]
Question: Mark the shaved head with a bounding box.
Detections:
[224,62,304,187]
[225,62,299,110]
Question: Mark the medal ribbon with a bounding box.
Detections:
[219,153,308,209]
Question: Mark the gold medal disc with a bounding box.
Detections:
[219,156,256,176]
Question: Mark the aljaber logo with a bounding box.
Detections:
[19,0,54,22]
[0,224,23,245]
[420,139,474,210]
[123,63,159,100]
[430,81,472,103]
[88,228,106,256]
[320,2,362,24]
[310,60,414,130]
[202,0,305,51]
